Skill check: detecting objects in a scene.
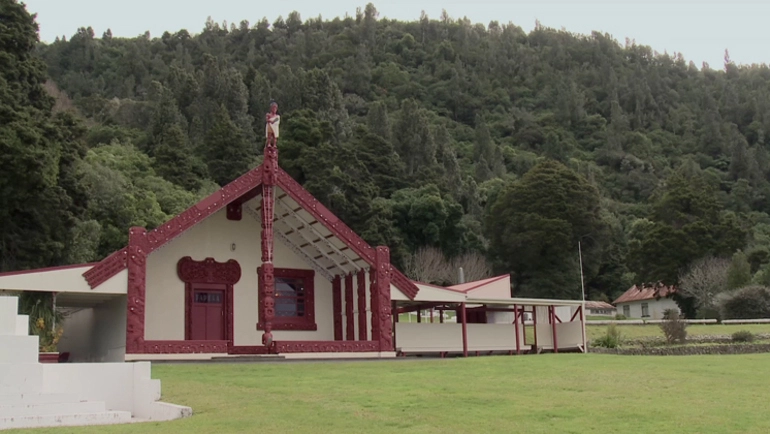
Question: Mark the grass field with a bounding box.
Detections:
[585,323,770,340]
[11,353,770,434]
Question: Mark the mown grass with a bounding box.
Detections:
[12,354,770,434]
[586,323,770,340]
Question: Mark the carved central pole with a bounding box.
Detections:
[260,138,278,351]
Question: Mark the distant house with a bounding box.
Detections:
[585,301,616,316]
[613,283,679,319]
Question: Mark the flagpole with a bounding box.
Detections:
[579,241,588,353]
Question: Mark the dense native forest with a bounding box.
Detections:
[4,1,770,313]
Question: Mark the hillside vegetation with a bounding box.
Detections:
[4,1,770,304]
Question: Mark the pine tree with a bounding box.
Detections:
[154,123,207,191]
[366,101,391,143]
[202,105,253,186]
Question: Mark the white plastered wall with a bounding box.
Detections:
[617,298,679,319]
[144,208,334,346]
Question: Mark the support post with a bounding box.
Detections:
[439,308,444,323]
[417,309,421,323]
[357,270,367,340]
[514,304,521,355]
[332,276,342,341]
[430,308,434,323]
[461,302,468,357]
[369,267,377,340]
[551,305,559,354]
[580,305,587,353]
[533,307,538,353]
[345,273,355,340]
[373,247,393,352]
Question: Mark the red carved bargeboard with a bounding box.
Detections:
[357,270,367,341]
[126,228,147,354]
[274,340,380,353]
[142,340,229,354]
[84,168,263,288]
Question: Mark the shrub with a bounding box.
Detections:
[719,285,770,319]
[592,323,623,348]
[659,309,687,344]
[614,313,627,320]
[731,330,755,343]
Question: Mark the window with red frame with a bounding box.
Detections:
[258,267,317,331]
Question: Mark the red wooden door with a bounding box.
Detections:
[190,288,225,340]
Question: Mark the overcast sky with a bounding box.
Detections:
[23,0,769,69]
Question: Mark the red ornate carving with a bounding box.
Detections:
[177,257,241,343]
[369,267,378,342]
[275,167,419,300]
[357,270,367,341]
[333,276,342,340]
[375,246,393,352]
[226,203,242,221]
[177,256,242,285]
[84,168,263,288]
[257,267,316,331]
[126,227,148,354]
[260,142,277,349]
[274,340,380,353]
[83,248,127,288]
[227,345,270,355]
[142,340,229,354]
[345,273,355,341]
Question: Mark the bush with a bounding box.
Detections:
[659,309,687,344]
[614,313,627,320]
[719,285,770,319]
[592,323,623,348]
[731,330,755,343]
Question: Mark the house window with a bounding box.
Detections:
[623,305,630,317]
[641,303,649,318]
[258,267,316,331]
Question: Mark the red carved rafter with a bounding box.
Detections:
[276,168,418,300]
[345,273,355,341]
[274,340,380,353]
[177,256,241,343]
[84,168,263,288]
[357,270,367,341]
[332,275,342,341]
[375,246,393,352]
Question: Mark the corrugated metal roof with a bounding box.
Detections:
[585,301,615,310]
[613,284,676,304]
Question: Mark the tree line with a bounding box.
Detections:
[5,1,770,311]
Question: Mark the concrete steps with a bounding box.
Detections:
[0,393,81,405]
[0,410,132,430]
[0,400,108,417]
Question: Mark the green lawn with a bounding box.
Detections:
[12,354,770,434]
[586,323,770,340]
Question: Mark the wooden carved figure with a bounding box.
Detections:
[265,101,280,148]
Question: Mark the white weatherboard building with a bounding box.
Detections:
[613,284,679,319]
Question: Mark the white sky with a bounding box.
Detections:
[23,0,770,68]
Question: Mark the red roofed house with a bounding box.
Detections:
[0,145,587,361]
[613,283,679,319]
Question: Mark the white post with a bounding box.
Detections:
[578,242,587,353]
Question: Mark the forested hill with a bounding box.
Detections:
[5,1,770,306]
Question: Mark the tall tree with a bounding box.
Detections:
[202,105,253,186]
[486,160,604,298]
